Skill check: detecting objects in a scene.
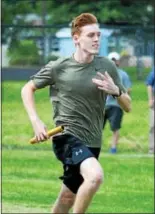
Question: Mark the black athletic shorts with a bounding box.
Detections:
[52,134,101,194]
[103,106,123,131]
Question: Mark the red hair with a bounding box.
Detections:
[71,13,98,36]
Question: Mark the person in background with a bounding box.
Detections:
[146,66,154,154]
[103,52,132,154]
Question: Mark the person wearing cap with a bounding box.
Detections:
[103,52,132,154]
[146,66,154,154]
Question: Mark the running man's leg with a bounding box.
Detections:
[73,157,104,213]
[51,184,76,213]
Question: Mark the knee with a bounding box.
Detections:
[86,170,104,189]
[92,171,104,185]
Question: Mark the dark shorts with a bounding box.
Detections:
[103,106,123,131]
[52,134,100,194]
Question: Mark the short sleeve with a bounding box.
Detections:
[31,61,55,89]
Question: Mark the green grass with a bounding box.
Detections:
[2,150,154,213]
[2,67,154,213]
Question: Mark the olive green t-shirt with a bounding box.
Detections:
[31,56,126,148]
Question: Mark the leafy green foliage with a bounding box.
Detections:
[2,0,154,58]
[2,0,154,25]
[7,40,40,65]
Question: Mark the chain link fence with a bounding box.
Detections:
[2,23,154,76]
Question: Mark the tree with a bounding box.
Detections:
[49,0,154,25]
[2,0,154,63]
[2,0,154,26]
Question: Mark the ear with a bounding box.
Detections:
[73,34,79,45]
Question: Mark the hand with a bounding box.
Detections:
[31,118,49,142]
[149,99,154,108]
[92,71,119,95]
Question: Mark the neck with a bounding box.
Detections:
[73,49,94,64]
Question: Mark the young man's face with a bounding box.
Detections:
[74,24,101,55]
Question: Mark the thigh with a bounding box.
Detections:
[80,157,103,181]
[52,134,98,194]
[57,183,76,200]
[62,145,99,193]
[62,165,84,194]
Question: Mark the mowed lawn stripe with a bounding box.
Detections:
[2,150,154,213]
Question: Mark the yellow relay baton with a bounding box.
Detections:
[29,126,64,144]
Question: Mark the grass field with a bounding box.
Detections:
[2,151,154,213]
[2,67,154,213]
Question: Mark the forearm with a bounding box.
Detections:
[21,82,39,123]
[92,71,131,112]
[117,93,131,112]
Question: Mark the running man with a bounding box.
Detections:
[21,13,131,213]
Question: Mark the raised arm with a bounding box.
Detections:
[92,71,131,112]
